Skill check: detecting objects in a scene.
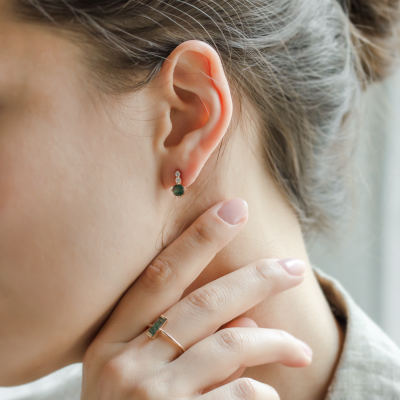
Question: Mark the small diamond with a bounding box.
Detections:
[175,177,181,184]
[175,171,180,177]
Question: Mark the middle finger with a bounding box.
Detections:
[138,258,306,360]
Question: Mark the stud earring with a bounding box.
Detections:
[172,170,186,197]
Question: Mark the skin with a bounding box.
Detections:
[0,3,343,400]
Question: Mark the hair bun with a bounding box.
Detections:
[338,0,400,83]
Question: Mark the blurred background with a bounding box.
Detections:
[310,69,400,349]
[1,71,400,400]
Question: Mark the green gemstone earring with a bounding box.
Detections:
[172,170,186,197]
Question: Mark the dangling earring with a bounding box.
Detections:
[172,170,186,197]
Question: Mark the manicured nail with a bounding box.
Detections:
[217,198,248,225]
[278,258,306,276]
[297,339,313,358]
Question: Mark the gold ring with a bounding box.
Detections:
[146,315,186,353]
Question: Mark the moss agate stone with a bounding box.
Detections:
[147,316,167,338]
[172,184,185,197]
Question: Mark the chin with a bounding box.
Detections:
[0,344,82,387]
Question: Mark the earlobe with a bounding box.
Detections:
[153,41,232,191]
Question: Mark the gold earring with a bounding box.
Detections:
[172,170,186,197]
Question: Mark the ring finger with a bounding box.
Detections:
[169,327,311,394]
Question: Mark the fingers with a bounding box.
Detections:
[169,327,312,394]
[98,198,248,343]
[200,378,280,400]
[141,258,306,360]
[203,317,259,394]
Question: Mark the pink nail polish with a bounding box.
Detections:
[278,258,306,276]
[217,198,248,225]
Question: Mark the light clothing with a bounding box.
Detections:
[314,268,400,399]
[1,269,400,400]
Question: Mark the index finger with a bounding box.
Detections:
[98,198,248,343]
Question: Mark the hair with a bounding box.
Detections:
[11,0,400,234]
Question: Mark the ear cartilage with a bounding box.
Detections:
[172,170,186,197]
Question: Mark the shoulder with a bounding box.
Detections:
[313,268,400,400]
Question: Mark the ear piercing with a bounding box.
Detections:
[172,170,186,197]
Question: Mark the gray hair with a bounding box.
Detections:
[12,0,400,233]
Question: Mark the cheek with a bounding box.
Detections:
[0,92,160,384]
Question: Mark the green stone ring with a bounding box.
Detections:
[172,170,186,197]
[146,315,186,353]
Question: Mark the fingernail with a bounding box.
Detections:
[278,258,306,276]
[297,339,313,358]
[217,198,248,225]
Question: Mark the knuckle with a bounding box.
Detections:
[275,329,293,343]
[185,285,225,314]
[191,221,215,246]
[101,357,130,390]
[273,329,298,353]
[215,328,247,353]
[101,358,160,400]
[264,385,280,400]
[131,381,159,400]
[232,378,257,400]
[135,380,163,400]
[252,259,280,285]
[140,257,175,292]
[232,379,279,400]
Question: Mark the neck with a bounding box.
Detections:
[171,126,343,400]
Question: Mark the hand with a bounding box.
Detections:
[81,198,311,400]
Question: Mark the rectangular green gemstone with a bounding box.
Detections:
[147,316,167,338]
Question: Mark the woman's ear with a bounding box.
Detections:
[151,40,233,190]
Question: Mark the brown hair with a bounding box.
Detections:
[12,0,400,233]
[338,0,400,81]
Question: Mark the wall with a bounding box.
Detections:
[308,70,400,346]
